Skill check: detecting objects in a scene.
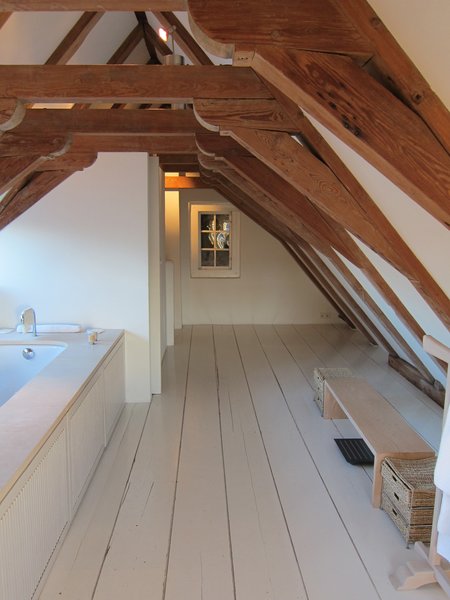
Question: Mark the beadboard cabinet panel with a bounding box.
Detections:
[69,372,105,514]
[104,341,125,443]
[0,424,69,600]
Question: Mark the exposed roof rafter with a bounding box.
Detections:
[0,12,11,29]
[0,64,271,104]
[45,12,103,65]
[0,1,186,9]
[249,47,450,228]
[153,11,213,65]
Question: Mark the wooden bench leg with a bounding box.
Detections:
[323,384,347,420]
[372,455,383,508]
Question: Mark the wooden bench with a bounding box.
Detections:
[323,377,435,508]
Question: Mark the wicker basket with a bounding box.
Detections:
[381,456,436,511]
[313,367,354,415]
[381,493,433,544]
[381,456,436,544]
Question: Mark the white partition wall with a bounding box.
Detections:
[148,156,165,394]
[0,153,152,403]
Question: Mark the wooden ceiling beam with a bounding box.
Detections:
[0,132,72,157]
[0,171,73,230]
[335,0,450,153]
[188,0,373,59]
[36,152,98,172]
[15,108,204,135]
[70,133,198,154]
[107,24,143,65]
[0,12,11,29]
[72,24,144,110]
[0,1,186,9]
[153,11,213,66]
[229,86,450,330]
[0,156,46,195]
[226,127,387,250]
[161,163,198,172]
[0,98,25,132]
[388,355,444,408]
[194,98,297,132]
[0,65,272,105]
[165,175,207,189]
[0,152,97,196]
[45,12,103,65]
[159,152,199,172]
[250,47,450,228]
[135,12,171,61]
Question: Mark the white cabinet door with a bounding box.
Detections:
[68,372,104,512]
[104,340,125,443]
[0,424,68,600]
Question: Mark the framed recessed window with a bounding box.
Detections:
[190,202,240,278]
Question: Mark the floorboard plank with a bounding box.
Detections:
[92,326,192,600]
[213,325,307,600]
[234,324,381,600]
[164,325,235,600]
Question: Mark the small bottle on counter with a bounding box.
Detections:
[88,331,97,344]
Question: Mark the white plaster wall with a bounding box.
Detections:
[147,157,166,395]
[69,12,139,64]
[165,191,182,329]
[0,153,152,404]
[0,12,82,64]
[177,189,337,324]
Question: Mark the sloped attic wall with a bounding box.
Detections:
[299,0,450,386]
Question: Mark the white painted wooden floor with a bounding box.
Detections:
[39,324,446,600]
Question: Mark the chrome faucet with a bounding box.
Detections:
[20,307,37,336]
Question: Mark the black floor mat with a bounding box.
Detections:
[334,438,374,465]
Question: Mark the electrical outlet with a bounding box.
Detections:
[320,312,330,319]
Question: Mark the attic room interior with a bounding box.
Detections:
[0,1,449,599]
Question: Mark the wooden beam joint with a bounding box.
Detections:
[388,354,445,407]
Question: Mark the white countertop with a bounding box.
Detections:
[0,329,124,504]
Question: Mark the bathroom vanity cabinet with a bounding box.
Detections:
[0,333,125,600]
